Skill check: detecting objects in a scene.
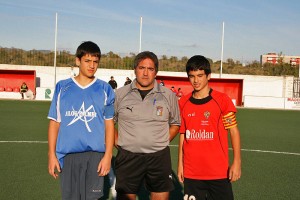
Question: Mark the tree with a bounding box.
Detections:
[106,51,120,58]
[161,55,168,60]
[0,47,298,77]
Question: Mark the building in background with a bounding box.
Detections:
[261,53,300,66]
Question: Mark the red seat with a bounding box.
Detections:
[13,87,20,92]
[0,86,4,92]
[6,87,13,92]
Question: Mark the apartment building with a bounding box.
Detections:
[261,53,300,66]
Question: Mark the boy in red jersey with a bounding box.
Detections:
[177,55,241,200]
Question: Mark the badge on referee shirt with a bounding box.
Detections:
[156,106,163,116]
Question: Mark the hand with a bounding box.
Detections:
[177,164,184,183]
[48,154,61,179]
[229,161,241,182]
[97,155,111,177]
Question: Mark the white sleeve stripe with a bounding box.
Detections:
[104,90,108,106]
[47,117,58,122]
[57,89,62,122]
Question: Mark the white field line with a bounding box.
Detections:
[235,148,300,156]
[0,141,47,143]
[169,144,300,156]
[0,142,299,156]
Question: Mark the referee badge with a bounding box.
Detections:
[156,106,163,116]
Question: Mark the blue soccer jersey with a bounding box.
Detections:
[48,77,115,167]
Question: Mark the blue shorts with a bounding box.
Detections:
[115,146,174,194]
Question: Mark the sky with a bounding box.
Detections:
[0,0,300,63]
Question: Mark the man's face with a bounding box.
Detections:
[134,58,157,90]
[188,69,210,92]
[76,54,99,78]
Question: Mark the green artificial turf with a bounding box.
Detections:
[0,100,299,199]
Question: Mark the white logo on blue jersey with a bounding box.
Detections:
[65,102,97,132]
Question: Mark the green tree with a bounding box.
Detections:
[0,47,299,77]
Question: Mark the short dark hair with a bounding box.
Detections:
[134,51,158,72]
[186,55,211,76]
[76,41,101,60]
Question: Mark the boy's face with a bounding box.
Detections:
[76,54,99,78]
[188,69,210,92]
[134,58,157,90]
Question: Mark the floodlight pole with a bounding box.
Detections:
[139,16,143,53]
[54,12,58,87]
[220,21,225,78]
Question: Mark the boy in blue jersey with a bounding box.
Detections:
[47,41,115,200]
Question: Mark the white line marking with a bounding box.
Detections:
[238,148,300,156]
[0,141,47,143]
[1,142,299,156]
[169,144,300,156]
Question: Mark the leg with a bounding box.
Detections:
[207,179,234,200]
[108,166,117,199]
[115,148,145,200]
[184,178,209,200]
[117,193,136,200]
[145,147,174,198]
[150,191,169,200]
[60,154,81,200]
[86,152,104,200]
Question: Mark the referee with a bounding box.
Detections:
[114,51,181,200]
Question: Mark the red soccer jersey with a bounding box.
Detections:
[179,89,237,180]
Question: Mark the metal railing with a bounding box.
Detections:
[293,78,300,98]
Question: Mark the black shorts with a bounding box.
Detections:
[115,146,174,194]
[60,151,105,200]
[184,178,234,200]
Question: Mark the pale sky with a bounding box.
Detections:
[0,0,299,63]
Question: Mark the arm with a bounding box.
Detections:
[114,126,119,147]
[168,90,180,142]
[48,120,60,179]
[169,125,180,142]
[177,133,184,183]
[229,126,241,182]
[97,119,114,176]
[113,90,119,147]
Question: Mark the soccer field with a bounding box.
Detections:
[0,100,299,199]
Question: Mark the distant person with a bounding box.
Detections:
[109,76,118,91]
[159,79,165,86]
[70,66,76,77]
[176,87,183,100]
[124,77,132,86]
[178,55,241,200]
[20,82,28,99]
[114,51,181,200]
[47,41,115,200]
[170,86,177,94]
